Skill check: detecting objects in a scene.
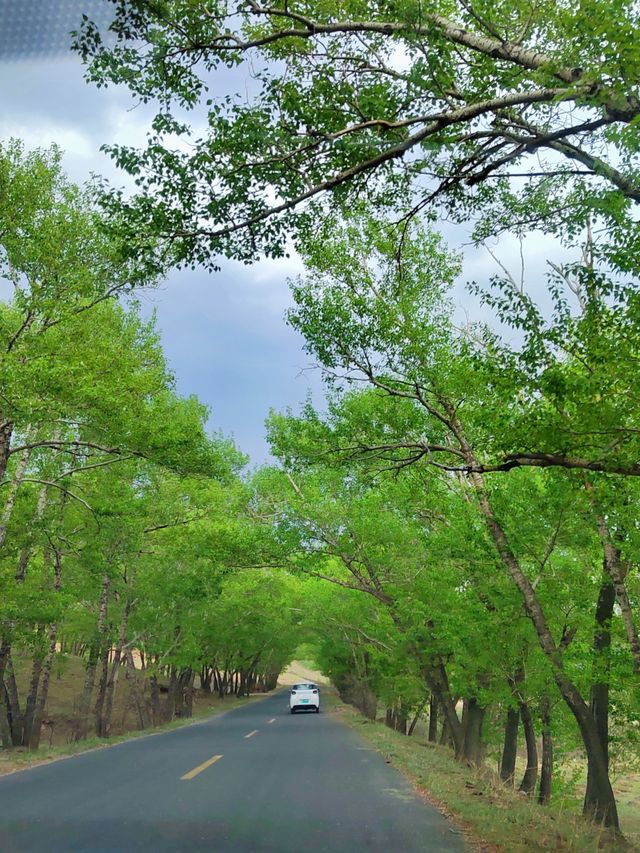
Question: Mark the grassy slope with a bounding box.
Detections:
[328,695,639,853]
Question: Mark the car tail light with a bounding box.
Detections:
[291,690,296,694]
[312,690,318,694]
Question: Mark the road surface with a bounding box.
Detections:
[0,691,466,852]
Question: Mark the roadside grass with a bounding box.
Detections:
[327,694,638,853]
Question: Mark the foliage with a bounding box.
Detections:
[74,1,640,271]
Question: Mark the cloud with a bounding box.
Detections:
[0,0,114,61]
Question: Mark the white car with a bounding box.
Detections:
[289,683,320,714]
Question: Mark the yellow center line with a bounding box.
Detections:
[244,729,259,739]
[268,718,276,724]
[180,754,223,781]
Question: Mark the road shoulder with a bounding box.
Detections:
[327,694,626,853]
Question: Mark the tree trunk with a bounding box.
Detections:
[408,696,428,736]
[590,493,640,675]
[166,666,179,719]
[149,674,161,726]
[28,625,58,750]
[28,547,63,750]
[465,464,619,828]
[500,706,519,785]
[201,666,212,692]
[101,602,130,738]
[0,684,12,747]
[584,572,615,814]
[15,477,51,583]
[518,700,538,795]
[462,697,485,766]
[3,651,22,745]
[0,438,31,550]
[215,668,226,699]
[74,574,110,741]
[182,669,195,717]
[0,638,14,746]
[0,420,13,487]
[439,704,454,748]
[538,697,553,805]
[428,664,464,757]
[394,702,408,734]
[94,646,110,737]
[126,648,149,729]
[428,694,438,742]
[21,652,44,747]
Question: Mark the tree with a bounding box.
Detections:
[273,215,638,829]
[0,147,248,748]
[76,1,640,269]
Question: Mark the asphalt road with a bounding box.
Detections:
[0,691,466,852]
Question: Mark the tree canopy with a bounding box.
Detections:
[76,0,640,270]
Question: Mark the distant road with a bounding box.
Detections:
[0,691,466,852]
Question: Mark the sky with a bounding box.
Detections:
[0,0,566,464]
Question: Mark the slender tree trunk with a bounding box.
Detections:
[166,666,178,720]
[394,701,408,734]
[149,673,161,726]
[0,638,14,746]
[584,572,615,813]
[0,684,12,746]
[216,668,226,699]
[0,420,14,487]
[201,665,212,692]
[465,462,619,828]
[28,625,58,751]
[94,646,110,737]
[426,663,464,757]
[182,669,195,718]
[590,490,640,675]
[101,601,130,738]
[518,700,538,795]
[21,652,44,747]
[28,547,63,751]
[538,697,553,805]
[0,439,31,550]
[428,694,438,742]
[500,706,519,785]
[126,648,149,729]
[74,574,110,741]
[408,696,429,736]
[15,477,51,583]
[3,652,22,745]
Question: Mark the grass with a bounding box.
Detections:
[327,694,639,853]
[613,773,640,846]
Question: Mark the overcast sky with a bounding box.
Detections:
[0,1,566,464]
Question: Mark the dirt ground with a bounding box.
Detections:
[278,661,329,687]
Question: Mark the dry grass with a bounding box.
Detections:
[278,660,329,686]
